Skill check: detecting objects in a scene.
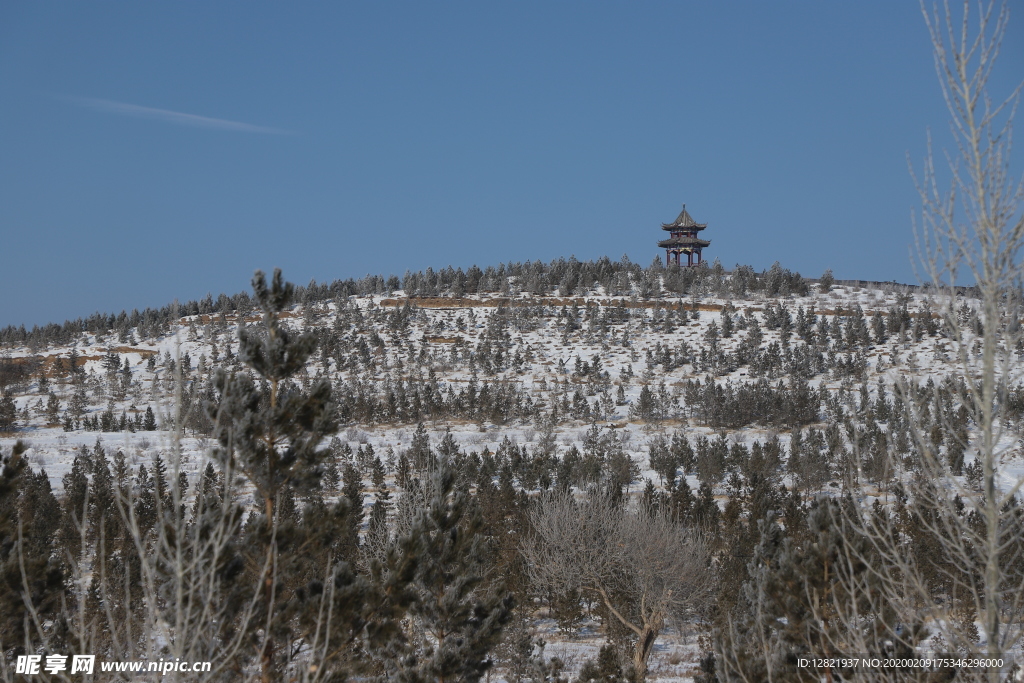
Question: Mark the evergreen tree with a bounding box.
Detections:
[322,451,340,493]
[87,444,118,546]
[576,643,633,683]
[648,435,677,487]
[341,461,365,554]
[0,442,65,655]
[366,485,391,558]
[715,500,927,681]
[59,448,91,565]
[409,421,432,471]
[45,391,60,424]
[818,269,835,292]
[132,462,157,536]
[209,269,339,680]
[211,269,335,520]
[143,405,157,431]
[189,461,224,522]
[398,459,513,681]
[69,384,88,420]
[630,385,658,422]
[0,391,17,431]
[365,454,394,562]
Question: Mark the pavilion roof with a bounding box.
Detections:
[658,236,711,249]
[661,204,708,231]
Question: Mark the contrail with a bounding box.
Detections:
[58,95,294,135]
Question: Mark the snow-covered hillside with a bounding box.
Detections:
[2,268,1020,681]
[0,282,982,486]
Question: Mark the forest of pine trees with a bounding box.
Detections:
[1,257,1022,681]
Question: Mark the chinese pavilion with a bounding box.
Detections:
[658,204,710,267]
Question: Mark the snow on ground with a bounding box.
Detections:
[2,280,1019,680]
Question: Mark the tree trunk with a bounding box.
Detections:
[632,624,659,678]
[632,613,664,679]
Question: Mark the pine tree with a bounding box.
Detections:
[409,421,432,471]
[69,384,88,420]
[87,444,118,546]
[208,269,340,680]
[143,405,157,431]
[0,442,65,655]
[576,643,632,683]
[189,462,223,522]
[630,385,657,422]
[341,461,365,554]
[211,269,335,520]
[45,391,61,424]
[398,459,513,681]
[68,348,80,381]
[322,451,340,492]
[648,436,677,487]
[151,452,174,512]
[715,500,927,681]
[58,448,90,565]
[133,463,157,536]
[0,391,17,431]
[692,481,720,535]
[366,460,392,560]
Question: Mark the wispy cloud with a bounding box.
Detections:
[57,95,294,135]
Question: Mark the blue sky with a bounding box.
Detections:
[1,3,1021,327]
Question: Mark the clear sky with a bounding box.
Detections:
[1,2,1021,328]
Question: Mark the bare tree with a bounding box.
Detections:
[847,1,1024,680]
[523,490,710,678]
